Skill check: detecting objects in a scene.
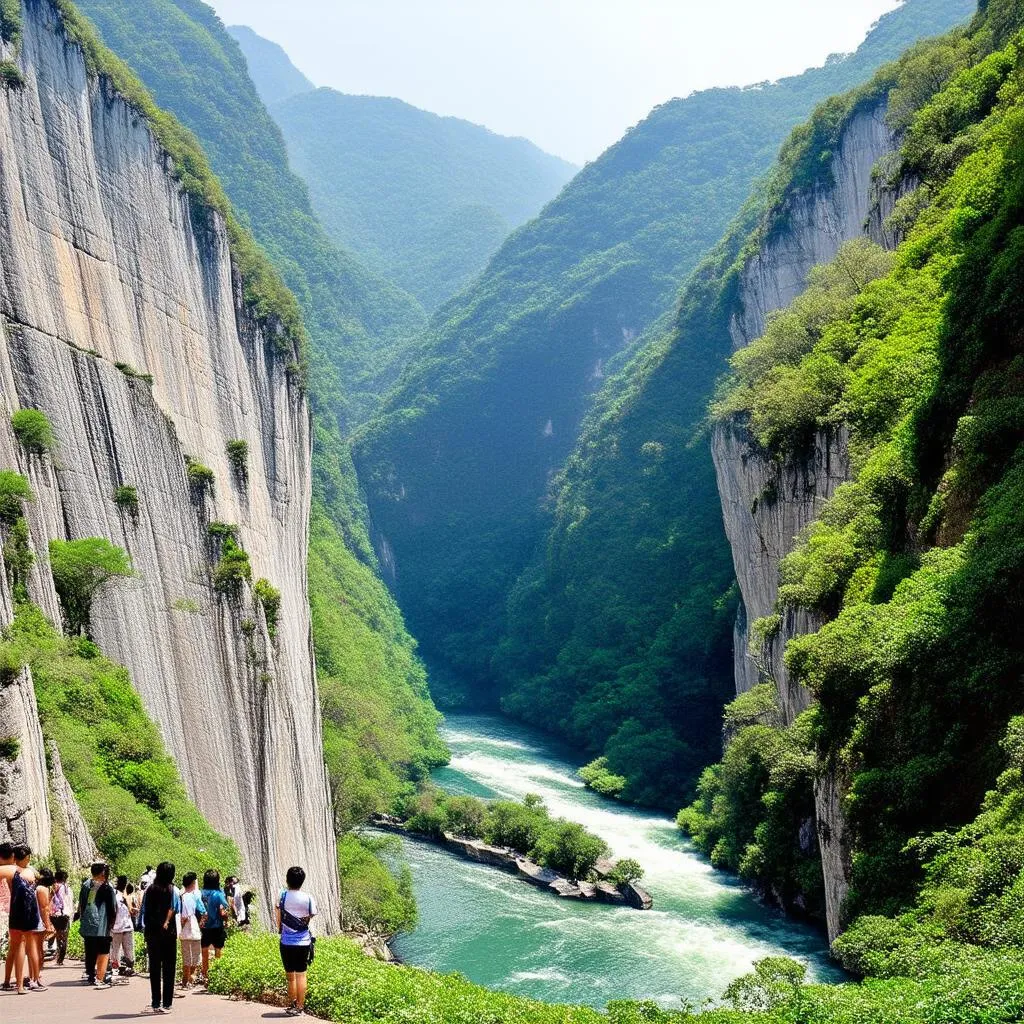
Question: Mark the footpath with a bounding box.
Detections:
[0,962,284,1023]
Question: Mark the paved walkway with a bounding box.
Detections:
[0,963,293,1023]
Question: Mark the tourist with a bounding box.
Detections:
[27,867,53,990]
[0,841,14,991]
[0,845,40,996]
[49,870,72,966]
[141,861,179,1014]
[226,875,249,928]
[178,871,205,989]
[139,865,155,892]
[78,861,116,988]
[198,868,229,984]
[276,865,317,1017]
[127,882,141,932]
[110,875,136,977]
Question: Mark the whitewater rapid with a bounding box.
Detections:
[387,714,843,1008]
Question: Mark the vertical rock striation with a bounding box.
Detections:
[0,0,338,925]
[711,101,901,940]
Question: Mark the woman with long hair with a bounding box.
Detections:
[198,868,229,985]
[0,845,39,996]
[141,861,179,1014]
[27,867,53,990]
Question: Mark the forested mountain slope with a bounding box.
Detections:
[74,0,447,888]
[271,80,578,310]
[353,0,976,722]
[228,23,314,105]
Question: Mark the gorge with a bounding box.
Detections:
[2,0,1024,1021]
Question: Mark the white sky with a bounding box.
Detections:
[207,0,901,164]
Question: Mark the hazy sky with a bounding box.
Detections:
[207,0,901,164]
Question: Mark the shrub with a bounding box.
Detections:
[531,820,608,879]
[207,522,238,540]
[0,642,24,684]
[0,736,19,760]
[2,517,33,598]
[113,484,139,515]
[607,858,645,887]
[48,537,134,635]
[185,457,214,497]
[171,597,200,613]
[253,578,280,637]
[0,470,32,524]
[338,833,417,936]
[212,536,251,597]
[578,756,627,798]
[11,409,54,455]
[225,440,249,480]
[0,61,23,88]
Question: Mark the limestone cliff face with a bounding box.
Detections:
[0,0,338,924]
[711,101,900,941]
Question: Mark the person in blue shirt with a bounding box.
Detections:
[276,865,317,1017]
[140,862,180,1014]
[199,869,230,984]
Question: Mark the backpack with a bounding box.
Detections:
[10,871,40,930]
[79,880,106,937]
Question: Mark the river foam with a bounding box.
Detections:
[389,713,844,1008]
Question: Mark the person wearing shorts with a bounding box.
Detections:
[49,870,72,966]
[110,876,135,977]
[77,862,115,988]
[199,869,229,984]
[276,866,317,1017]
[178,872,205,988]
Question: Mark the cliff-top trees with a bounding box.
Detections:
[49,537,134,636]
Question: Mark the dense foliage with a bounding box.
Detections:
[353,0,975,749]
[397,787,611,879]
[682,0,1024,952]
[4,603,239,881]
[271,85,576,310]
[48,537,134,635]
[337,832,418,936]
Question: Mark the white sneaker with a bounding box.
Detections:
[93,980,111,990]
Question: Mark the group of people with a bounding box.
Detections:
[0,842,318,1017]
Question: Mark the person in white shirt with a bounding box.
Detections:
[275,866,317,1017]
[226,876,248,928]
[177,872,206,989]
[110,876,135,977]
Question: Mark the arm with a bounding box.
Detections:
[38,888,52,932]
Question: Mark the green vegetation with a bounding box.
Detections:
[171,597,200,614]
[7,603,239,880]
[11,408,54,455]
[253,577,280,637]
[2,517,33,599]
[0,60,24,87]
[607,859,644,887]
[0,470,32,524]
[212,535,252,597]
[48,537,134,636]
[113,361,153,384]
[338,832,417,936]
[353,0,974,786]
[185,456,214,496]
[578,757,627,798]
[225,439,249,479]
[209,929,1024,1024]
[0,0,22,45]
[226,24,313,106]
[113,484,139,515]
[0,736,20,760]
[270,86,576,310]
[397,788,611,879]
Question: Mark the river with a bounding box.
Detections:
[387,713,844,1009]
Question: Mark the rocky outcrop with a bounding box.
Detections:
[0,0,337,926]
[712,99,902,941]
[46,740,98,868]
[370,814,652,908]
[712,423,851,721]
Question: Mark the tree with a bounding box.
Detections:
[608,858,645,887]
[532,820,609,879]
[48,538,134,635]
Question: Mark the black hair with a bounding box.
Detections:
[145,865,153,872]
[126,883,134,895]
[54,869,68,883]
[13,844,31,862]
[182,872,197,888]
[0,841,12,860]
[91,861,108,878]
[116,875,128,893]
[285,866,306,890]
[203,868,220,890]
[154,862,175,889]
[37,867,55,887]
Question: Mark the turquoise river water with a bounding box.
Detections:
[388,713,844,1009]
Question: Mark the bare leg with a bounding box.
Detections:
[296,971,308,1010]
[95,952,109,985]
[9,932,26,994]
[28,934,42,984]
[286,971,297,1006]
[201,946,210,983]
